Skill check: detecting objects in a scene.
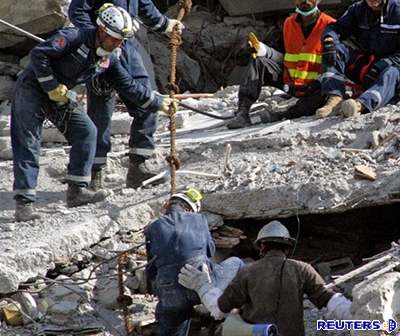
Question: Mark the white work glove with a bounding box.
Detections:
[165,19,185,36]
[327,293,352,320]
[158,94,177,117]
[258,42,283,62]
[256,42,268,57]
[178,263,213,299]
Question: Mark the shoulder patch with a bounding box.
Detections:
[52,36,66,50]
[99,57,110,69]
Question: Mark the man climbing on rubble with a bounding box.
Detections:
[178,220,352,336]
[11,5,173,222]
[69,0,184,190]
[227,0,335,129]
[145,187,244,336]
[316,0,400,118]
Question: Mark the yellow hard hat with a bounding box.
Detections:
[170,187,203,212]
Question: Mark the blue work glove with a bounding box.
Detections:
[322,38,336,67]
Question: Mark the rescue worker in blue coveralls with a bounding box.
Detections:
[145,188,244,336]
[11,5,172,222]
[68,0,184,190]
[316,0,400,118]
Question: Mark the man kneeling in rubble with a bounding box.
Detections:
[227,0,335,129]
[145,188,244,336]
[178,220,352,336]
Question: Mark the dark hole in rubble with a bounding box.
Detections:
[223,203,400,268]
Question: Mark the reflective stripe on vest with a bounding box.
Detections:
[282,12,335,95]
[284,52,322,64]
[287,69,319,80]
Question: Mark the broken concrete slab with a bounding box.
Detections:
[0,61,22,77]
[0,0,68,49]
[0,76,15,101]
[1,85,400,296]
[351,272,400,336]
[150,36,201,92]
[0,189,155,293]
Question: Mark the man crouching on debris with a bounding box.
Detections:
[178,220,352,336]
[145,188,244,336]
[11,6,150,222]
[227,0,335,129]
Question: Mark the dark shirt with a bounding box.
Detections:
[323,0,400,63]
[217,250,335,336]
[297,11,320,39]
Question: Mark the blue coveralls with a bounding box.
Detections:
[320,0,400,111]
[68,0,169,170]
[12,27,162,202]
[145,205,216,336]
[12,28,101,202]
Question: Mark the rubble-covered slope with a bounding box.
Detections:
[1,86,400,293]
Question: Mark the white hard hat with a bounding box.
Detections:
[96,5,139,39]
[170,187,203,213]
[254,220,296,248]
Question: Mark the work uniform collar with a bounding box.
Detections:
[166,204,187,214]
[263,250,287,258]
[86,27,98,50]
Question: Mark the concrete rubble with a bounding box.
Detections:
[0,1,399,335]
[0,0,69,49]
[351,272,400,336]
[0,84,399,334]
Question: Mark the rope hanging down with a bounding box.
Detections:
[167,0,192,195]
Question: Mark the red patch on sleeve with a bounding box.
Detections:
[52,37,66,49]
[99,57,110,69]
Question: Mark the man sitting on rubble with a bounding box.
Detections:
[227,0,335,129]
[316,0,400,118]
[69,0,184,190]
[145,187,244,336]
[178,220,352,336]
[11,5,173,222]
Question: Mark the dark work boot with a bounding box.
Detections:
[259,109,284,124]
[66,184,108,208]
[126,155,161,189]
[90,169,103,191]
[226,100,252,129]
[15,199,41,222]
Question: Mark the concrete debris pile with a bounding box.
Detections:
[0,1,400,334]
[0,231,157,336]
[1,82,400,334]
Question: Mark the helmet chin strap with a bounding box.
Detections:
[96,46,111,57]
[295,5,319,16]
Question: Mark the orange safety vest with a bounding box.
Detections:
[283,12,335,97]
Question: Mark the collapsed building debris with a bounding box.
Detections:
[0,0,400,335]
[1,84,400,334]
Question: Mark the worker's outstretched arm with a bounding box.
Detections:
[326,293,352,320]
[178,263,225,320]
